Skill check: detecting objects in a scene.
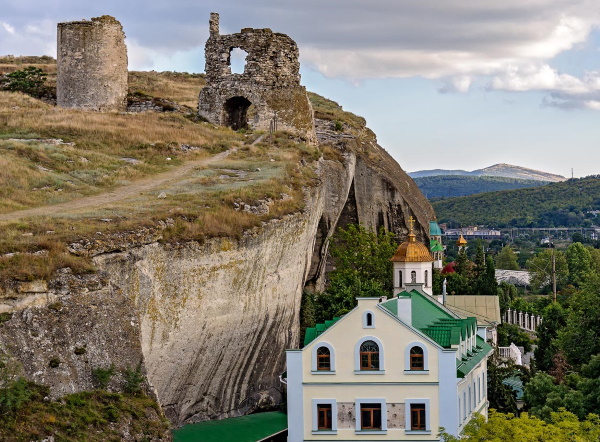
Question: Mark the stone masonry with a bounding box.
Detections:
[198,13,316,143]
[57,15,128,111]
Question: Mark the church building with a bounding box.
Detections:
[285,220,492,441]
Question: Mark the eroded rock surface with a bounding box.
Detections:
[0,120,433,427]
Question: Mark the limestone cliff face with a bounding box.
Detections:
[0,125,434,426]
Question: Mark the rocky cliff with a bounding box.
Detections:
[0,120,434,426]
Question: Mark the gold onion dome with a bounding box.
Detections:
[456,234,468,246]
[390,217,433,262]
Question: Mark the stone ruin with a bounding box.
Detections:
[56,16,128,111]
[198,13,316,143]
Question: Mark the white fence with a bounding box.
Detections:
[498,343,522,365]
[503,308,542,331]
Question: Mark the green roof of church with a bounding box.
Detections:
[430,221,442,236]
[430,239,444,252]
[303,316,342,347]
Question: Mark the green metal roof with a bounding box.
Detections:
[409,290,455,330]
[381,290,480,352]
[430,221,442,236]
[503,375,524,400]
[430,239,444,252]
[456,336,493,378]
[172,411,287,442]
[303,317,342,346]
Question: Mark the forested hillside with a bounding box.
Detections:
[415,175,547,199]
[433,176,600,227]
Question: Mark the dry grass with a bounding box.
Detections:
[0,63,360,280]
[128,71,206,108]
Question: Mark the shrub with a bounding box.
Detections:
[0,377,32,417]
[123,366,145,395]
[1,66,47,97]
[91,365,115,390]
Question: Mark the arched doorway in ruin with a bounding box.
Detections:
[223,96,252,130]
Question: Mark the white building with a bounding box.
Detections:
[286,228,493,441]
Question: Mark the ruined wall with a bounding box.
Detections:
[198,13,316,143]
[57,15,128,111]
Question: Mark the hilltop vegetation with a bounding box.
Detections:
[415,175,547,199]
[433,176,600,227]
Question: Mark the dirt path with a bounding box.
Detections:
[0,148,235,222]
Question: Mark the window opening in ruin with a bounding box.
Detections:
[229,47,248,74]
[223,96,252,130]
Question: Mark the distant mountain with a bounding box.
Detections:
[432,175,600,228]
[414,175,548,199]
[410,163,566,183]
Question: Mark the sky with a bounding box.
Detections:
[1,0,600,178]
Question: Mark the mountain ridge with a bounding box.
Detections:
[410,163,566,182]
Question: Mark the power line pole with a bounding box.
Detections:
[551,244,557,303]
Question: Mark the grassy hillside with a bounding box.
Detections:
[433,176,600,227]
[0,58,371,282]
[415,175,547,199]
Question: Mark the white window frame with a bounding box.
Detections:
[363,310,375,329]
[312,398,338,434]
[354,336,385,374]
[311,342,335,373]
[355,398,387,434]
[404,341,429,374]
[405,398,431,434]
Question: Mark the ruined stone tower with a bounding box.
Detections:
[57,16,128,111]
[198,13,316,143]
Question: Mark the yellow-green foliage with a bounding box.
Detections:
[440,411,600,442]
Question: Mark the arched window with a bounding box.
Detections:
[424,270,429,286]
[398,270,403,286]
[311,342,335,372]
[316,347,331,371]
[363,311,375,328]
[360,340,380,370]
[411,270,416,283]
[409,346,424,370]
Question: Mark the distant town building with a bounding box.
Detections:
[444,226,501,240]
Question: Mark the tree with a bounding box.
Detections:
[527,249,568,293]
[328,224,397,293]
[497,323,533,353]
[498,281,517,312]
[524,372,585,421]
[313,224,397,323]
[565,242,593,287]
[534,302,567,372]
[487,350,518,414]
[1,66,47,97]
[558,280,600,367]
[496,246,520,270]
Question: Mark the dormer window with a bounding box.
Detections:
[317,347,331,371]
[363,311,375,328]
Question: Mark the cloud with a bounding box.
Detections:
[1,0,600,108]
[1,22,16,35]
[491,65,600,109]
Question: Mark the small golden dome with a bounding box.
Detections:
[456,234,468,246]
[390,232,433,262]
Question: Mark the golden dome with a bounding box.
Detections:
[456,234,468,246]
[390,232,433,262]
